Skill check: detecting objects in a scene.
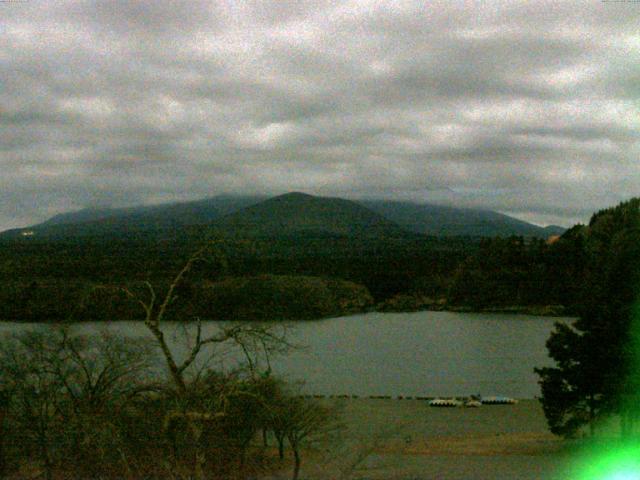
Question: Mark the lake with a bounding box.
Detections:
[0,311,568,399]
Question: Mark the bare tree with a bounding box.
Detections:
[266,395,338,480]
[121,245,292,480]
[122,246,290,395]
[0,328,72,480]
[0,327,153,480]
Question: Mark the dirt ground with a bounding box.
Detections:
[283,398,581,480]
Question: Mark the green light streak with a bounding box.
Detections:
[569,301,640,479]
[572,443,640,480]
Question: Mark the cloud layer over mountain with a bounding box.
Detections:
[2,0,639,230]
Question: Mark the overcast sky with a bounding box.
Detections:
[2,0,639,231]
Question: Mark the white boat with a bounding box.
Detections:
[480,396,518,405]
[428,398,461,407]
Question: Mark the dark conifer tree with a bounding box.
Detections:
[536,199,640,437]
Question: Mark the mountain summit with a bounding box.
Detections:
[212,192,404,237]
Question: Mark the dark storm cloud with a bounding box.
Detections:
[1,0,639,230]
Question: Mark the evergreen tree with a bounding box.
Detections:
[536,199,640,437]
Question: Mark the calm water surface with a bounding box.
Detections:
[0,311,567,398]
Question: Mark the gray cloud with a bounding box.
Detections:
[1,0,639,231]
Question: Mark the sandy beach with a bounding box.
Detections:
[285,398,579,480]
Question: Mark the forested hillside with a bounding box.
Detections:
[0,192,615,323]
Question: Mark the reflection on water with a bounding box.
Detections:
[0,311,566,398]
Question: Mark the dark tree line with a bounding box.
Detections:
[446,232,587,313]
[0,227,590,322]
[0,233,473,321]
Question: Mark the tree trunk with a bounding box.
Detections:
[0,398,6,477]
[276,434,285,460]
[188,420,205,480]
[38,433,53,480]
[239,446,246,471]
[147,325,187,394]
[194,450,205,480]
[0,433,4,476]
[292,445,301,480]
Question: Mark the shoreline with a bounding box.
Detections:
[0,304,574,323]
[299,394,531,401]
[298,397,573,480]
[375,296,571,317]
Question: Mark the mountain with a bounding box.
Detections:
[211,192,405,237]
[41,195,266,228]
[2,195,265,239]
[1,192,564,240]
[360,200,564,237]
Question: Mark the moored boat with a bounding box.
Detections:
[480,396,518,405]
[428,398,461,407]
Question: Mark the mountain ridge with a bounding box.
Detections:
[360,200,565,237]
[1,192,564,239]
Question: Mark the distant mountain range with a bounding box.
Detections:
[0,192,565,240]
